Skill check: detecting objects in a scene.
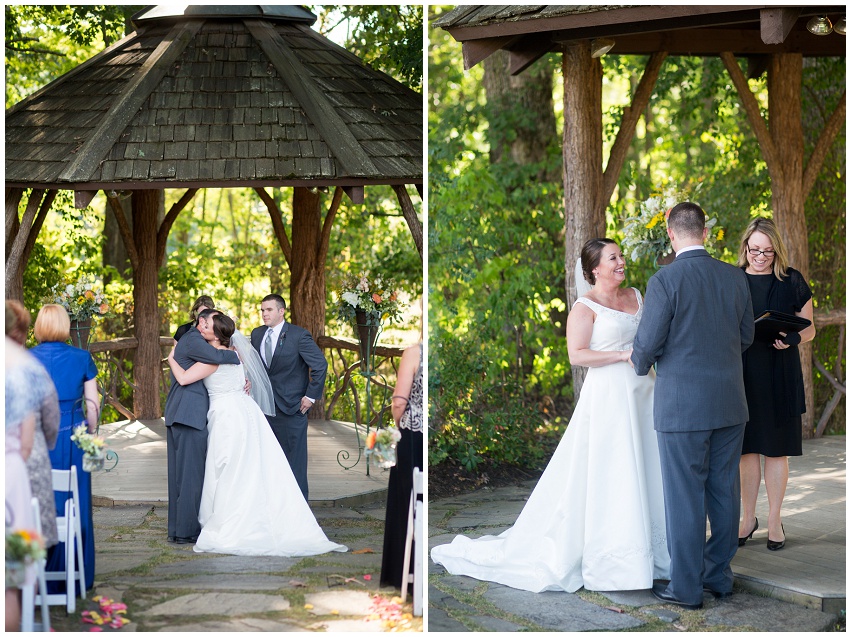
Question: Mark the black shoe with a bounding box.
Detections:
[738,517,758,547]
[703,587,733,600]
[652,582,703,610]
[169,536,197,544]
[767,523,785,551]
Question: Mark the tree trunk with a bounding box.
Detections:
[131,190,163,419]
[767,54,815,438]
[563,42,604,398]
[483,50,558,179]
[291,187,326,419]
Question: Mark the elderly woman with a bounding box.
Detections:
[6,301,60,549]
[30,304,99,592]
[737,218,815,551]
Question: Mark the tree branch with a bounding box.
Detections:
[156,188,198,265]
[719,51,779,176]
[106,193,139,272]
[802,90,846,199]
[254,187,292,265]
[602,51,667,206]
[22,189,57,267]
[318,186,344,267]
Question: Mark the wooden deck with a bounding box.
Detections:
[91,418,389,508]
[731,435,845,614]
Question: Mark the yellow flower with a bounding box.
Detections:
[717,228,725,241]
[645,212,665,229]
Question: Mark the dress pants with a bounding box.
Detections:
[267,410,309,501]
[166,423,207,539]
[656,423,745,605]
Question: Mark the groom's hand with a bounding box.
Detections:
[300,396,313,414]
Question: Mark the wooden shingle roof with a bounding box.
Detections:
[6,6,422,190]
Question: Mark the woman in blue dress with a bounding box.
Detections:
[30,304,99,593]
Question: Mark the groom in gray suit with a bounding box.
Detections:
[165,308,240,543]
[251,294,327,501]
[631,202,754,609]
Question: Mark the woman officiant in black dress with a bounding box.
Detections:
[737,218,815,552]
[173,295,215,343]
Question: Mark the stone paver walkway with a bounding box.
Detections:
[428,436,845,632]
[44,501,420,632]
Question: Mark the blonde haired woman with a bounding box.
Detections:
[30,304,99,591]
[737,218,815,551]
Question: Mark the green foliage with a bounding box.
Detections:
[428,325,567,470]
[314,5,423,90]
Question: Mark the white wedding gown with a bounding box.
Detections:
[431,288,669,592]
[194,363,347,557]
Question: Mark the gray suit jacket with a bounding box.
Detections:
[164,326,240,429]
[631,249,754,432]
[251,322,327,416]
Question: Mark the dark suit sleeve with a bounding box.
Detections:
[631,275,673,375]
[182,331,240,366]
[738,270,755,352]
[298,330,328,400]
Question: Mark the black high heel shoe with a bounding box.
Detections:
[738,518,758,547]
[767,524,785,551]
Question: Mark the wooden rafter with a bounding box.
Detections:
[760,8,802,44]
[58,20,204,183]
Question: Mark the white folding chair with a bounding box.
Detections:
[401,467,423,616]
[36,466,86,613]
[20,497,51,632]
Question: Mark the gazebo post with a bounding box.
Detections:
[562,42,604,398]
[131,189,165,419]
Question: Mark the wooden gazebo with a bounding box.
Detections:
[434,5,845,432]
[6,5,423,418]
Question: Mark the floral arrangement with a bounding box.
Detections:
[71,425,106,457]
[366,427,402,450]
[336,272,404,324]
[45,276,110,321]
[5,529,46,562]
[621,187,719,264]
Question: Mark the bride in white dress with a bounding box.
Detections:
[431,239,669,593]
[167,313,346,557]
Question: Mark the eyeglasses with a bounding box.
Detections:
[747,246,775,258]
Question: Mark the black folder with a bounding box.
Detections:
[754,310,811,340]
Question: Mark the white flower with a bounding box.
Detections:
[356,276,369,292]
[65,284,75,295]
[342,291,361,308]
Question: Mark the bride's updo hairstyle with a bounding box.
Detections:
[581,238,617,285]
[211,313,236,347]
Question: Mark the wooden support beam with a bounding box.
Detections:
[508,36,555,75]
[803,90,846,199]
[461,35,516,70]
[254,187,293,265]
[156,188,199,265]
[106,194,140,272]
[342,186,364,204]
[392,184,423,259]
[760,8,802,45]
[747,55,769,79]
[59,20,203,182]
[74,190,98,209]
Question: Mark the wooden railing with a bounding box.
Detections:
[88,335,405,424]
[813,308,846,437]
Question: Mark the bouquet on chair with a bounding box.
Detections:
[366,427,402,469]
[71,425,108,472]
[5,529,46,586]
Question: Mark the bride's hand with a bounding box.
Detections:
[622,348,634,365]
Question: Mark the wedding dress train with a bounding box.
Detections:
[431,289,669,592]
[194,363,347,557]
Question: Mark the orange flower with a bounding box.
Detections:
[372,293,382,304]
[389,292,397,302]
[85,290,95,300]
[99,303,109,313]
[366,431,377,449]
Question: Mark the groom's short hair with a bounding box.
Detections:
[262,294,286,312]
[668,202,706,240]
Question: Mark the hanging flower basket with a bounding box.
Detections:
[367,443,397,469]
[354,309,381,372]
[70,318,93,350]
[5,559,28,588]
